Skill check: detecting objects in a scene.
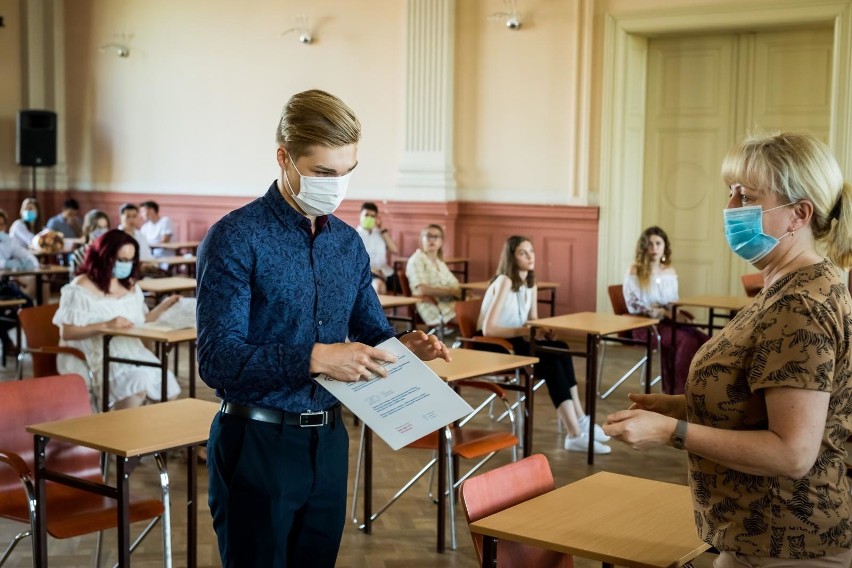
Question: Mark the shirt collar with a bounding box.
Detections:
[263,180,334,234]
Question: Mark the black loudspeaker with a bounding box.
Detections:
[16,110,57,167]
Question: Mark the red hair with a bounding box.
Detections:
[77,229,140,293]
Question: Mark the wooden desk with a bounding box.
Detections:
[378,294,419,326]
[102,325,198,413]
[672,295,751,335]
[0,264,71,304]
[28,398,219,568]
[138,276,197,301]
[154,255,197,276]
[471,471,708,568]
[153,241,201,255]
[460,280,560,316]
[361,348,538,553]
[527,312,659,465]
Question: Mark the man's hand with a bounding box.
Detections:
[399,331,451,362]
[311,342,397,382]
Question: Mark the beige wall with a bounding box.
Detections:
[0,0,23,188]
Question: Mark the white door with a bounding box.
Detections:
[642,28,833,297]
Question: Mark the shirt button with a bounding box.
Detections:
[318,320,323,325]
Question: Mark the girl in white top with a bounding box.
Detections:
[9,198,40,249]
[405,224,461,328]
[53,229,181,409]
[479,236,611,455]
[623,226,708,394]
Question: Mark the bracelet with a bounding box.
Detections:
[671,419,688,450]
[395,329,418,339]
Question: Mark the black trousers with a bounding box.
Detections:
[207,411,349,567]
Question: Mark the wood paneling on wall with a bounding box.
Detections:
[1,190,599,312]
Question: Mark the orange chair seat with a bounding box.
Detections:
[406,428,518,460]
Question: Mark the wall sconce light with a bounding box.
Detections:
[488,0,523,30]
[282,15,313,44]
[100,42,130,57]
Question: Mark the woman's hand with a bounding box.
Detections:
[158,294,181,311]
[603,409,677,451]
[106,316,134,330]
[626,392,687,419]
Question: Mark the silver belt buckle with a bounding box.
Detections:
[299,410,326,427]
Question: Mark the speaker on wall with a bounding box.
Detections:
[16,110,57,167]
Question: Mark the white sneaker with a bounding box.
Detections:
[564,433,612,455]
[579,415,611,442]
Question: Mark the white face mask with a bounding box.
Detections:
[283,155,352,217]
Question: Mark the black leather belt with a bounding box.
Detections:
[220,401,340,427]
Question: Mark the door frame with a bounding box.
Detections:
[597,0,852,309]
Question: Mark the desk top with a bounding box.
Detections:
[0,265,71,277]
[27,398,219,457]
[425,348,537,382]
[153,241,201,251]
[138,276,197,293]
[673,295,751,311]
[529,312,658,335]
[470,471,708,568]
[156,255,196,266]
[378,294,419,309]
[460,280,559,291]
[106,323,197,342]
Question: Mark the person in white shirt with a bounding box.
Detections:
[139,200,175,259]
[0,208,37,352]
[117,203,153,261]
[9,198,41,248]
[355,202,398,293]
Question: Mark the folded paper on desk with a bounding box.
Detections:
[315,337,473,450]
[151,297,196,329]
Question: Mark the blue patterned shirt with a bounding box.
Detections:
[196,181,395,412]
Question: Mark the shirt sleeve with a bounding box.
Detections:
[161,217,174,236]
[623,274,650,315]
[405,252,428,293]
[749,293,839,393]
[196,220,315,393]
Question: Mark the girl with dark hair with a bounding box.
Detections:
[623,226,708,394]
[70,209,111,269]
[478,235,611,455]
[53,229,181,409]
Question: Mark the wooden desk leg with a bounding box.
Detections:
[363,426,373,534]
[116,457,140,567]
[437,425,447,553]
[34,435,48,568]
[188,445,197,568]
[189,340,197,399]
[35,273,44,306]
[481,535,497,567]
[523,367,534,457]
[585,333,600,466]
[102,335,113,413]
[550,288,557,317]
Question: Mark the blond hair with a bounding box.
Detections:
[275,89,361,159]
[721,131,852,268]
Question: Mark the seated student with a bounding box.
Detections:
[356,202,398,293]
[139,200,175,259]
[479,235,611,454]
[70,209,111,270]
[45,198,82,238]
[623,226,709,394]
[405,224,461,330]
[117,203,153,261]
[0,209,37,354]
[9,198,40,248]
[53,229,181,409]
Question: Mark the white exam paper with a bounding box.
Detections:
[314,337,473,450]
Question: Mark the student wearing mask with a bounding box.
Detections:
[356,202,398,293]
[9,198,41,248]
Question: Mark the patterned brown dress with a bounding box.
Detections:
[686,259,852,558]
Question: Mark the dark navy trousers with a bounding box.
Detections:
[207,411,349,567]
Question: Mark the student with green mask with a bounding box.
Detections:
[356,201,399,293]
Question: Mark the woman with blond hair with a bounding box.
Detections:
[606,131,852,567]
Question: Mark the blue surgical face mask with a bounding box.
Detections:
[22,210,37,223]
[113,260,134,280]
[723,203,793,264]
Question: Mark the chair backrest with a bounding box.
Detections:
[608,284,629,316]
[396,267,412,297]
[741,273,763,297]
[455,298,483,338]
[0,375,101,501]
[460,454,573,568]
[18,303,62,377]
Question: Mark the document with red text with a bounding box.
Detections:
[314,337,473,450]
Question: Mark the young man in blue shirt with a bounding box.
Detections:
[197,89,450,567]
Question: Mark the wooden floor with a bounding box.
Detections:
[0,339,718,568]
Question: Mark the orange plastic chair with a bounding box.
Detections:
[741,273,764,297]
[0,374,168,566]
[460,454,573,567]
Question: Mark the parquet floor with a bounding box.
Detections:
[0,338,718,568]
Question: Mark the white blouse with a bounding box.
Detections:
[623,268,679,318]
[478,275,533,332]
